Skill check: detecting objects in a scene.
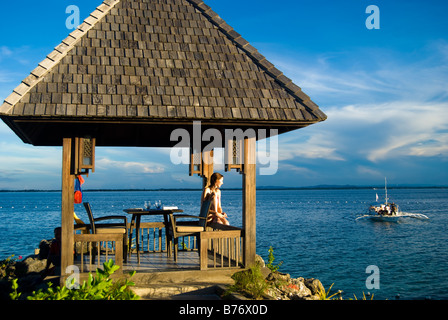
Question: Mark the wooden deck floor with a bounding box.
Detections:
[73,250,240,289]
[74,250,201,273]
[125,251,201,273]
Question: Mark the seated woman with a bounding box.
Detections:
[201,172,229,225]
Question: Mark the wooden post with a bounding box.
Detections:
[202,149,214,188]
[200,236,208,270]
[242,136,256,267]
[61,138,74,283]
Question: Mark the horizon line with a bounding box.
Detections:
[1,184,447,193]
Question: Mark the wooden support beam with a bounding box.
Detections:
[61,138,74,283]
[188,145,214,188]
[200,237,208,270]
[202,149,214,188]
[242,136,256,267]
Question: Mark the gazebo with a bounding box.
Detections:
[0,0,326,281]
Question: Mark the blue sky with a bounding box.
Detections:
[1,0,447,189]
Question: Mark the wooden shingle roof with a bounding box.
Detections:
[0,0,326,147]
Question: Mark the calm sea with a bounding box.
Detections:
[1,188,447,300]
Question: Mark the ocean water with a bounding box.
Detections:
[0,188,446,300]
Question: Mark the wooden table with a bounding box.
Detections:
[123,208,183,264]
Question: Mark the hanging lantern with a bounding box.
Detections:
[75,136,95,175]
[225,137,243,172]
[189,146,202,176]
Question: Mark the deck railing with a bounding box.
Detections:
[74,233,123,274]
[129,222,168,254]
[73,222,244,273]
[200,223,244,270]
[129,222,244,270]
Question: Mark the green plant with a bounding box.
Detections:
[9,278,21,300]
[227,264,270,299]
[352,292,375,300]
[1,255,23,280]
[317,283,343,300]
[17,259,139,300]
[266,246,283,273]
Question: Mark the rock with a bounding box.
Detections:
[261,272,320,300]
[304,278,324,295]
[266,271,290,284]
[264,286,287,300]
[253,254,271,280]
[22,256,47,274]
[259,267,271,280]
[284,280,312,300]
[255,254,265,268]
[0,253,49,300]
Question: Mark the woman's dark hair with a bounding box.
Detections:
[207,172,223,189]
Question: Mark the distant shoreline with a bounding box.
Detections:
[1,185,446,193]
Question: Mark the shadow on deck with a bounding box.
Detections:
[73,250,241,288]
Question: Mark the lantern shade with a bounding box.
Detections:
[75,137,95,175]
[225,138,243,173]
[189,147,202,176]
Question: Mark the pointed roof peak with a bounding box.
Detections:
[1,0,326,146]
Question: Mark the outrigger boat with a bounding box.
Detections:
[369,178,400,216]
[356,178,429,222]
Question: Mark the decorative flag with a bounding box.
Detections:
[74,175,85,204]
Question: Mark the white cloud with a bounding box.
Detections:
[311,101,448,163]
[267,98,448,171]
[356,165,384,178]
[0,45,33,65]
[96,158,165,174]
[0,141,60,168]
[407,137,448,157]
[357,103,448,162]
[260,40,448,168]
[278,131,345,162]
[0,46,13,56]
[280,163,316,176]
[268,40,448,108]
[0,141,61,189]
